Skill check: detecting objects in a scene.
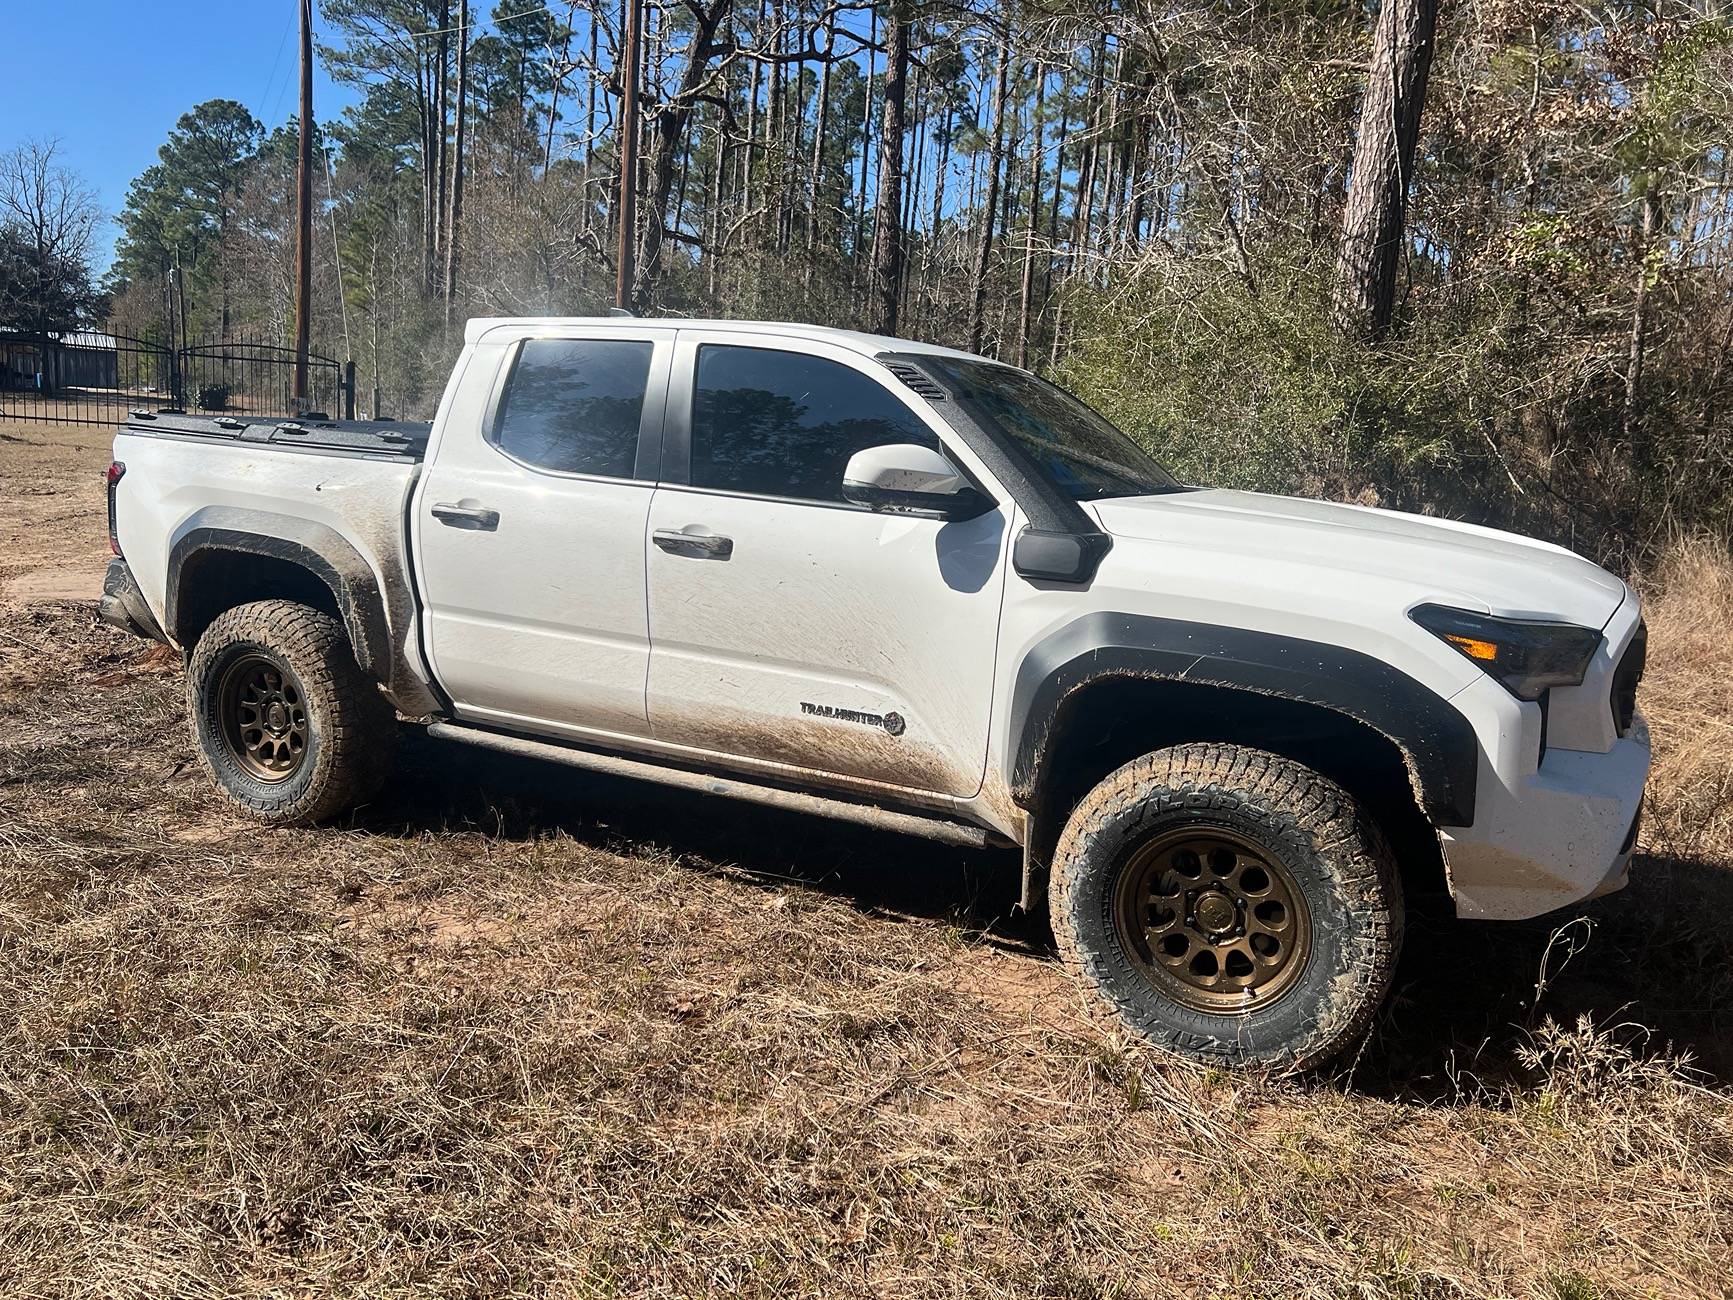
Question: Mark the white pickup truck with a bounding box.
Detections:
[100,317,1650,1069]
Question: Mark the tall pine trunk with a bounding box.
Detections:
[433,0,450,292]
[444,0,469,325]
[804,13,835,288]
[852,8,877,285]
[633,0,732,306]
[419,56,437,295]
[1623,186,1661,441]
[1015,66,1044,367]
[1332,0,1439,340]
[869,3,910,334]
[967,29,1010,353]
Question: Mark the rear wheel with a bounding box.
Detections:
[1050,743,1402,1070]
[187,599,394,825]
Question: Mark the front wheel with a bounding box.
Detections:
[1050,743,1402,1071]
[187,599,394,825]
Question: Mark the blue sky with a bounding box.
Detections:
[0,1,362,276]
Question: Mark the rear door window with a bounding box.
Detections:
[492,338,654,479]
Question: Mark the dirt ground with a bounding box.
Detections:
[0,419,111,604]
[1,417,1730,1298]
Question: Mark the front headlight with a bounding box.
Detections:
[1409,604,1602,701]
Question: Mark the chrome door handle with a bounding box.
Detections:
[431,501,500,531]
[653,527,733,559]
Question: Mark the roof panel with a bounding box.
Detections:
[462,315,989,363]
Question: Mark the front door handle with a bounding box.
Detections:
[431,500,500,531]
[653,526,733,559]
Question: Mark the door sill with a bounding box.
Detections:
[446,701,988,821]
[425,721,1012,850]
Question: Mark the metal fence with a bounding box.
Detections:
[178,339,353,420]
[0,331,355,425]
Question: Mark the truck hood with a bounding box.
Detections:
[1090,489,1627,628]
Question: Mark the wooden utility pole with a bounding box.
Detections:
[616,0,641,310]
[294,0,314,412]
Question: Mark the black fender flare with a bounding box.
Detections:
[1008,612,1479,828]
[166,506,392,681]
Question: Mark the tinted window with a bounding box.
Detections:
[493,338,654,478]
[924,358,1181,501]
[690,345,941,502]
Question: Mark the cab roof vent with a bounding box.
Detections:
[884,362,945,401]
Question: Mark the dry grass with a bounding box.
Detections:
[1640,539,1733,861]
[1,423,1731,1298]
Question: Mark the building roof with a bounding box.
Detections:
[463,316,990,363]
[57,330,117,348]
[0,328,115,348]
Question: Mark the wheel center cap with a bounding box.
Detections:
[265,702,289,733]
[1194,892,1237,936]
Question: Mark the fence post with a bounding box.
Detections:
[343,360,356,420]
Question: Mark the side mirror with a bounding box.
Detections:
[841,443,985,518]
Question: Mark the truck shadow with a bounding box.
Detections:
[371,726,1031,937]
[362,728,1733,1096]
[1360,855,1733,1096]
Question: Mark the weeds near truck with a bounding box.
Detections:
[1643,539,1733,862]
[1,423,1731,1296]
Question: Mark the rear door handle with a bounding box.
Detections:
[653,527,733,559]
[431,501,500,531]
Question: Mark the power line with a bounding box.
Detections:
[256,11,295,129]
[412,2,548,40]
[321,141,353,362]
[267,32,298,127]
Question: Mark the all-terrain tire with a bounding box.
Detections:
[1049,743,1402,1071]
[187,599,395,825]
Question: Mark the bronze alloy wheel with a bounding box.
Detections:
[217,653,310,783]
[1113,826,1312,1014]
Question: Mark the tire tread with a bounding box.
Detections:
[187,599,393,825]
[1048,742,1402,1070]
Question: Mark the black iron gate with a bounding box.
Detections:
[0,331,355,425]
[177,339,353,420]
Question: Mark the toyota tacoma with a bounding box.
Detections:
[99,317,1650,1069]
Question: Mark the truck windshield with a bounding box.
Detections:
[923,358,1182,501]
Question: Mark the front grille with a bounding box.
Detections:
[1611,621,1646,736]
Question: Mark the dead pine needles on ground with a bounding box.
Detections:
[1,423,1731,1297]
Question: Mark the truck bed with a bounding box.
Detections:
[112,410,442,718]
[121,411,433,462]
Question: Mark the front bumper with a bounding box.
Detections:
[1438,712,1650,920]
[98,558,167,643]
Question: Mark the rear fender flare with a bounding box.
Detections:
[166,506,391,681]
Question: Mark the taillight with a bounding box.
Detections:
[106,461,125,556]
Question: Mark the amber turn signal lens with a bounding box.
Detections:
[1410,603,1602,701]
[1443,633,1500,662]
